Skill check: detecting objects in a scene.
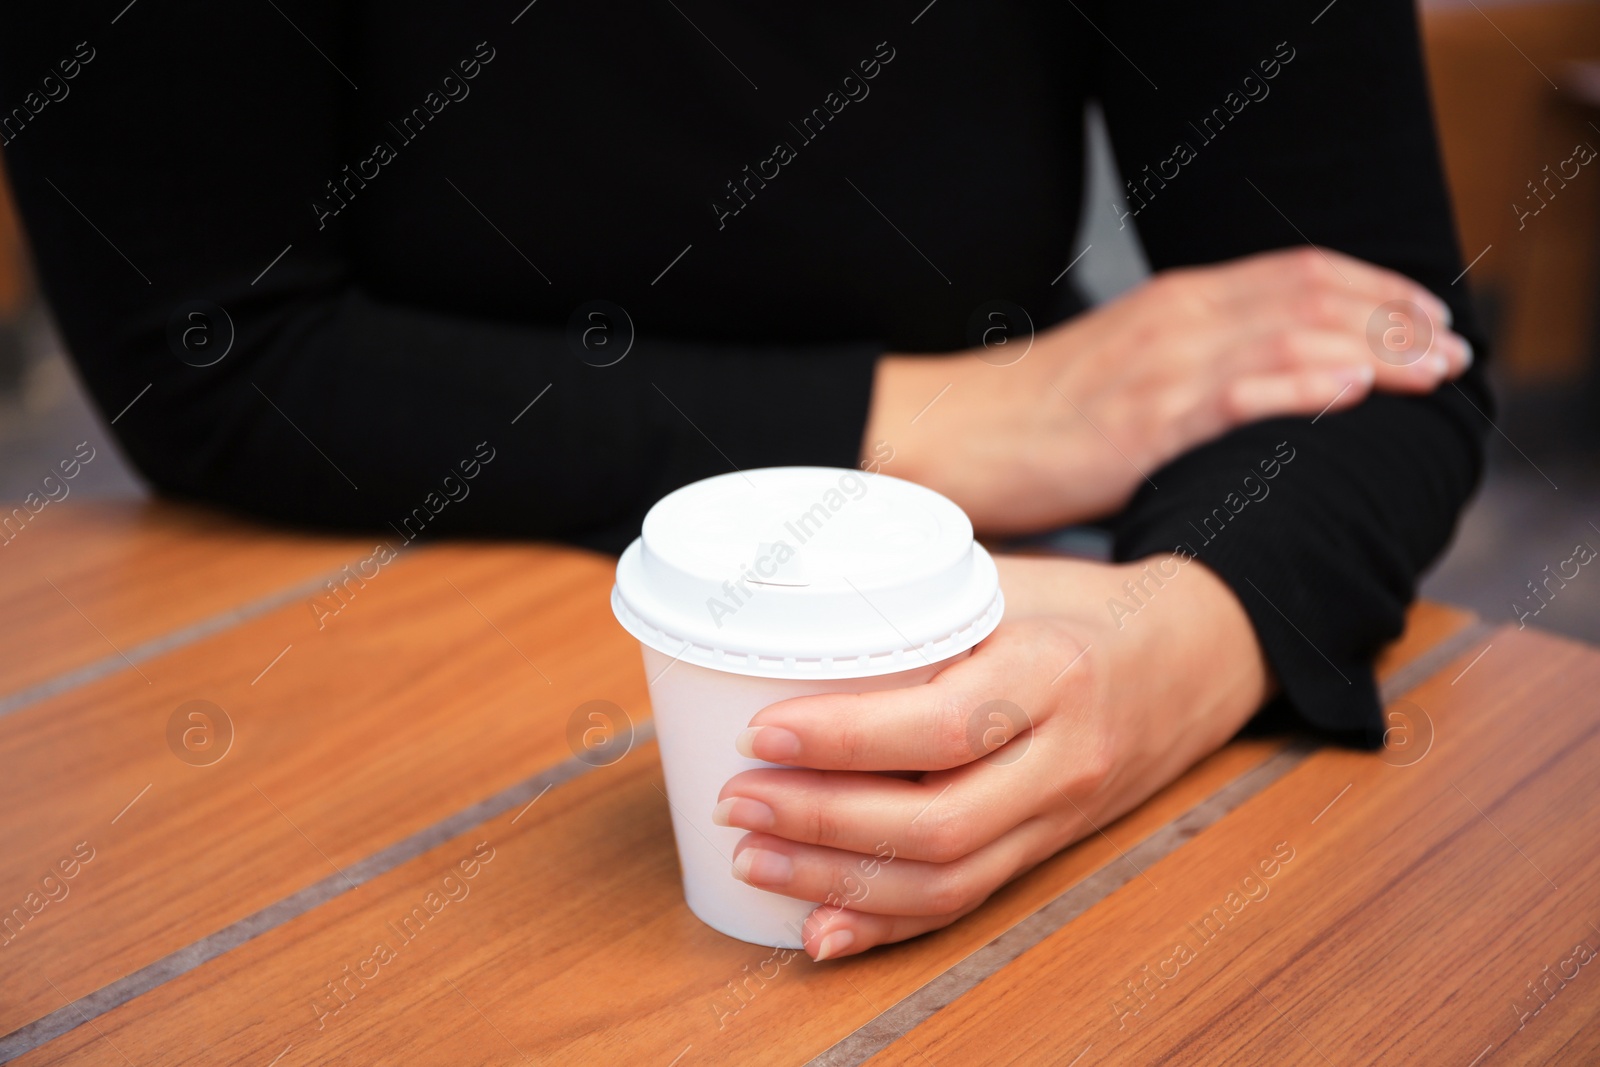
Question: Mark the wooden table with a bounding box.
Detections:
[2,502,1595,1066]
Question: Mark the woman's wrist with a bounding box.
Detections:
[1147,554,1275,735]
[994,552,1271,757]
[860,353,946,482]
[862,351,1048,530]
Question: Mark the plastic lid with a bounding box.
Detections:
[612,467,1003,679]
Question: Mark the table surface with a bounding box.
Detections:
[2,502,1595,1066]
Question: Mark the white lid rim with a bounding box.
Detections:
[611,467,1005,680]
[612,582,1005,680]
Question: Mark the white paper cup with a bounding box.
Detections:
[612,467,1003,948]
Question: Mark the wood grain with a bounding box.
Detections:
[0,500,369,699]
[860,625,1600,1066]
[0,538,643,1039]
[9,601,1474,1065]
[9,742,1287,1066]
[1372,600,1473,680]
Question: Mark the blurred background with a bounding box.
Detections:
[2,0,1597,641]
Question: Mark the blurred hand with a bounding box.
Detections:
[712,553,1269,961]
[864,246,1471,533]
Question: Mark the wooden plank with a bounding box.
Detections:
[1372,599,1473,680]
[0,500,371,701]
[8,603,1476,1064]
[858,625,1600,1066]
[0,540,643,1041]
[8,742,1286,1066]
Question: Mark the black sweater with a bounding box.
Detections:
[0,0,1488,744]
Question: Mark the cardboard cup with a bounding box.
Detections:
[612,467,1002,948]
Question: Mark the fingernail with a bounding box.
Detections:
[813,929,855,962]
[1459,338,1473,369]
[737,725,801,761]
[1429,353,1450,377]
[712,796,775,830]
[733,847,793,887]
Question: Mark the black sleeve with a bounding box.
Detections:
[0,3,878,554]
[1090,0,1491,744]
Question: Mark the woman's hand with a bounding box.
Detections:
[712,553,1271,961]
[863,246,1472,534]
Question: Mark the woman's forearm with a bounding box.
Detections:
[859,248,1469,539]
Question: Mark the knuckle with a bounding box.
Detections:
[1294,290,1340,327]
[1270,328,1306,366]
[1291,246,1327,283]
[1042,618,1088,667]
[930,685,977,766]
[1154,389,1192,430]
[921,864,977,916]
[805,800,846,849]
[827,721,867,768]
[912,805,971,864]
[1065,732,1116,799]
[1222,377,1260,422]
[1050,624,1103,698]
[1219,379,1253,424]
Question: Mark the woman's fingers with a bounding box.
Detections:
[1314,247,1455,329]
[1363,304,1473,380]
[785,816,1070,960]
[716,760,1044,862]
[801,903,983,962]
[1225,326,1461,396]
[1190,247,1472,385]
[1210,246,1451,329]
[732,832,956,916]
[733,812,1065,921]
[1238,296,1471,382]
[1222,367,1373,424]
[1219,326,1470,426]
[742,622,1091,772]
